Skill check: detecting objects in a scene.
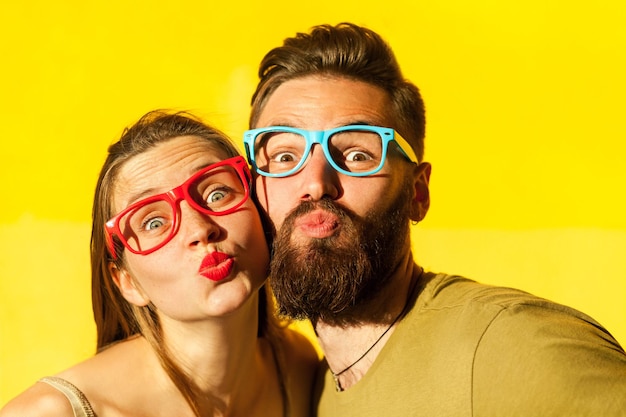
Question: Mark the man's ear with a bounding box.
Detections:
[108,262,150,307]
[410,162,431,222]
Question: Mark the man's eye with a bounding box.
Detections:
[345,150,372,162]
[273,152,298,163]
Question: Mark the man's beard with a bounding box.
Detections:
[269,186,412,325]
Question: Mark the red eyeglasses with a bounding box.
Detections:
[105,156,251,259]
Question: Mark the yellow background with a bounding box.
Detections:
[1,0,625,405]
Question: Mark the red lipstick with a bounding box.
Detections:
[199,252,234,282]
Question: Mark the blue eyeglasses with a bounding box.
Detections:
[243,125,418,178]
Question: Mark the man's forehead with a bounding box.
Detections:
[257,76,394,130]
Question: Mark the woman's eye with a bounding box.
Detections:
[143,217,165,231]
[208,189,227,203]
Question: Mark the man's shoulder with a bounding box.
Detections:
[419,272,623,348]
[423,272,575,313]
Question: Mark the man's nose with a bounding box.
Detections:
[299,145,340,202]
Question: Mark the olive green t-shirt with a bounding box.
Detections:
[313,273,626,416]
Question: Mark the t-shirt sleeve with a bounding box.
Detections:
[472,301,626,416]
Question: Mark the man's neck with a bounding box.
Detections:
[314,260,423,391]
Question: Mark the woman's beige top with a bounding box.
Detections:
[39,377,96,417]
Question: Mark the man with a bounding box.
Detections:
[244,22,626,415]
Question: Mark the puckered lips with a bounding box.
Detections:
[198,251,234,281]
[293,209,340,239]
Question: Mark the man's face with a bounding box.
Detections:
[253,75,411,227]
[253,75,427,322]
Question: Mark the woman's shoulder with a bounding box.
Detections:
[0,336,151,417]
[0,347,123,417]
[0,380,77,417]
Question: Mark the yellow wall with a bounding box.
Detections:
[1,0,625,405]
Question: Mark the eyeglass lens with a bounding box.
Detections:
[254,129,385,175]
[117,164,247,253]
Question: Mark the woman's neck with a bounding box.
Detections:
[156,293,280,415]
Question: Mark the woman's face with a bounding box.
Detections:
[109,135,269,321]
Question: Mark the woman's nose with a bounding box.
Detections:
[179,202,221,247]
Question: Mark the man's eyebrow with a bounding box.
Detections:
[344,120,376,127]
[263,120,379,129]
[261,121,298,128]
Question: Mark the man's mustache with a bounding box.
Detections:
[282,197,352,227]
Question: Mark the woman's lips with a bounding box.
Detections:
[199,252,234,281]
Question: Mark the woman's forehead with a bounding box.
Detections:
[112,136,232,210]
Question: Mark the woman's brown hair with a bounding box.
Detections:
[90,110,284,416]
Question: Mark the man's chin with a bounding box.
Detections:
[270,193,413,323]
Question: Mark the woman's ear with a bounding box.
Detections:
[108,262,150,307]
[410,162,431,223]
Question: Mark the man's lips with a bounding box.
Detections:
[293,210,340,238]
[198,252,234,281]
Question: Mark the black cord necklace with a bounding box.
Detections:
[329,268,423,392]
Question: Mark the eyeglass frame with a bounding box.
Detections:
[243,125,419,178]
[104,155,251,260]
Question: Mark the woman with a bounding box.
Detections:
[0,110,318,416]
